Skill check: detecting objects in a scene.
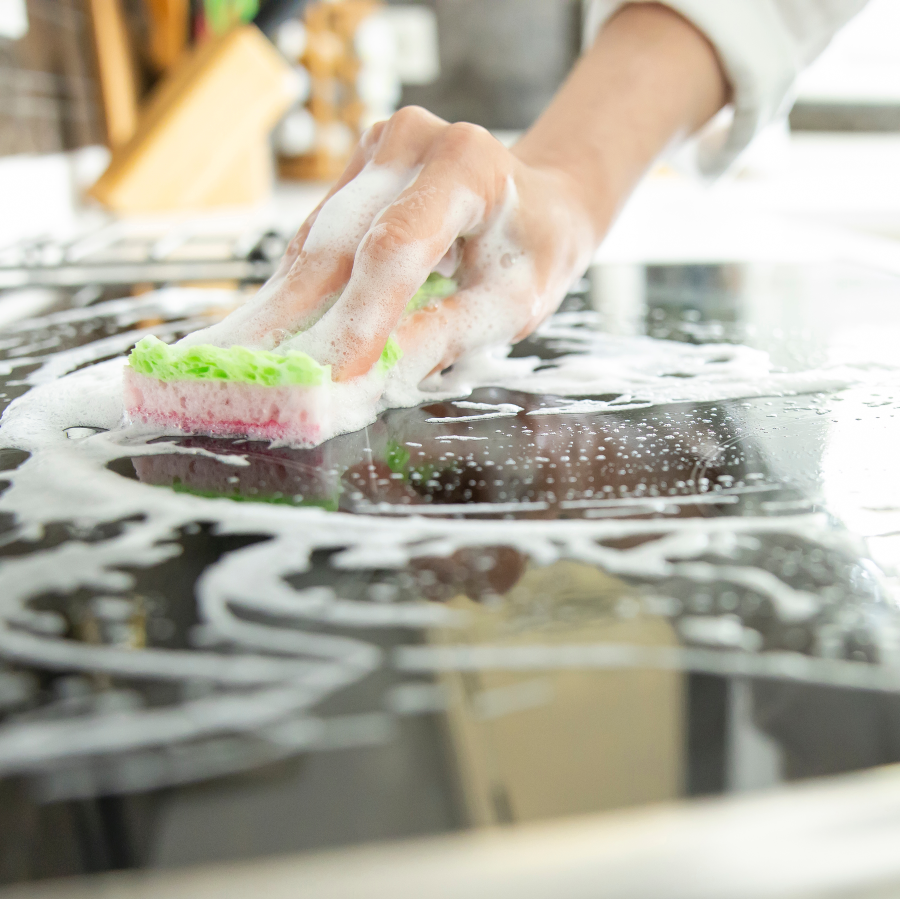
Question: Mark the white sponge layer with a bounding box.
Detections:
[123,369,331,444]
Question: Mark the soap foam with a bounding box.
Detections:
[141,162,596,447]
[0,284,891,791]
[178,163,420,352]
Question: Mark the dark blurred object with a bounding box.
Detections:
[755,681,900,780]
[253,0,305,38]
[789,101,900,132]
[0,0,105,155]
[686,674,728,796]
[400,0,580,130]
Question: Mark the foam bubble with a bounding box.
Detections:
[135,167,596,448]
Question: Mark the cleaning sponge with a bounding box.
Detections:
[123,273,454,444]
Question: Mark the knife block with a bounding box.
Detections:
[90,24,298,213]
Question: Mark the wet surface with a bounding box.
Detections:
[3,261,900,880]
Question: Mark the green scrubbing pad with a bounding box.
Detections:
[406,272,457,312]
[128,336,331,387]
[129,274,457,385]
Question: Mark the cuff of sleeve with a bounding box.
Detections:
[583,0,800,176]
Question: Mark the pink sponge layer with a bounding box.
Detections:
[123,369,331,444]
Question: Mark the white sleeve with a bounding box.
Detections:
[584,0,869,175]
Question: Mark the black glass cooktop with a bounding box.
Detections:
[3,260,900,884]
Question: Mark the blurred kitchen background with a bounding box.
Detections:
[2,0,900,281]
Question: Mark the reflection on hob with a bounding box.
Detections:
[3,262,900,883]
[117,390,772,519]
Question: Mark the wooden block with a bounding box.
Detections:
[90,24,296,212]
[144,0,190,74]
[88,0,140,149]
[214,138,273,206]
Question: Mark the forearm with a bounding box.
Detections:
[513,2,729,241]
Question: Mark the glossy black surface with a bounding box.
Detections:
[2,261,900,882]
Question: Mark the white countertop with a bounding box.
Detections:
[3,130,900,275]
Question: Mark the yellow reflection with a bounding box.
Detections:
[431,561,684,826]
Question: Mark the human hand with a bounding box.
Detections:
[190,3,727,391]
[205,106,599,384]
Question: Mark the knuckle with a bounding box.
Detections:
[441,121,492,154]
[361,119,388,151]
[386,105,433,138]
[393,105,427,124]
[360,217,415,263]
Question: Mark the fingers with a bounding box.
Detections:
[273,143,369,278]
[277,107,447,273]
[304,123,512,380]
[229,108,452,348]
[186,145,372,350]
[386,202,553,384]
[391,285,528,384]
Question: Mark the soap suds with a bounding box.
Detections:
[0,284,890,791]
[129,163,596,446]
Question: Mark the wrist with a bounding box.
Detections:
[513,2,728,248]
[511,143,618,246]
